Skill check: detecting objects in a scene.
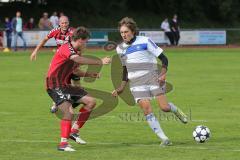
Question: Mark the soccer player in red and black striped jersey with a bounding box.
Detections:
[30,15,81,87]
[30,16,82,111]
[46,27,111,151]
[30,16,74,60]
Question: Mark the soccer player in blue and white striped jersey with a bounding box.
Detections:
[112,17,188,146]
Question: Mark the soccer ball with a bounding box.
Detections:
[192,125,211,143]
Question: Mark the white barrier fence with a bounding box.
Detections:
[2,30,108,47]
[139,30,226,45]
[2,30,226,47]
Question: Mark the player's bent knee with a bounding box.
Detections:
[84,98,96,110]
[89,99,96,109]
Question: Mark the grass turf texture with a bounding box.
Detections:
[0,48,239,160]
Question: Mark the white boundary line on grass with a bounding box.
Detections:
[0,112,15,115]
[1,140,240,152]
[191,119,208,122]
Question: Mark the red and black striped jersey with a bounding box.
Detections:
[47,27,75,49]
[46,43,79,89]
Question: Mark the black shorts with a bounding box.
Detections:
[47,86,88,108]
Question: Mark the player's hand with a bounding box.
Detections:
[111,88,123,97]
[111,90,118,97]
[101,56,111,64]
[158,73,166,86]
[91,73,100,78]
[30,51,37,61]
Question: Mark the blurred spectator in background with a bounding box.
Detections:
[12,11,27,51]
[161,18,174,45]
[50,11,59,28]
[3,17,12,52]
[24,17,35,30]
[170,14,180,45]
[59,12,65,17]
[38,12,52,30]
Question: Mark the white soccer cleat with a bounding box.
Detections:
[70,133,87,145]
[58,143,76,152]
[75,137,87,144]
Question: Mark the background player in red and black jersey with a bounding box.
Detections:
[30,16,74,60]
[46,26,111,151]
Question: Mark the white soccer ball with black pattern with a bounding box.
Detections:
[193,125,211,143]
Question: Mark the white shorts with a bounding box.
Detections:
[130,83,166,103]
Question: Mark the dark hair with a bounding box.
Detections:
[118,17,138,35]
[72,26,90,41]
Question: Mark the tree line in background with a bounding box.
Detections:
[1,0,240,28]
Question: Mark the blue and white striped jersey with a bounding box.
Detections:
[116,36,163,80]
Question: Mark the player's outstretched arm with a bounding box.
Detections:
[70,55,111,65]
[112,66,128,97]
[112,81,128,97]
[30,37,49,61]
[73,68,100,78]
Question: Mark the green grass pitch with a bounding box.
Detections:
[0,48,239,160]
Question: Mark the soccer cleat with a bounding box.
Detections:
[50,103,58,113]
[58,142,75,152]
[174,108,188,124]
[160,139,172,147]
[70,133,87,144]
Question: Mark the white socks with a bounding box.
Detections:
[144,103,179,141]
[168,102,178,113]
[145,113,168,140]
